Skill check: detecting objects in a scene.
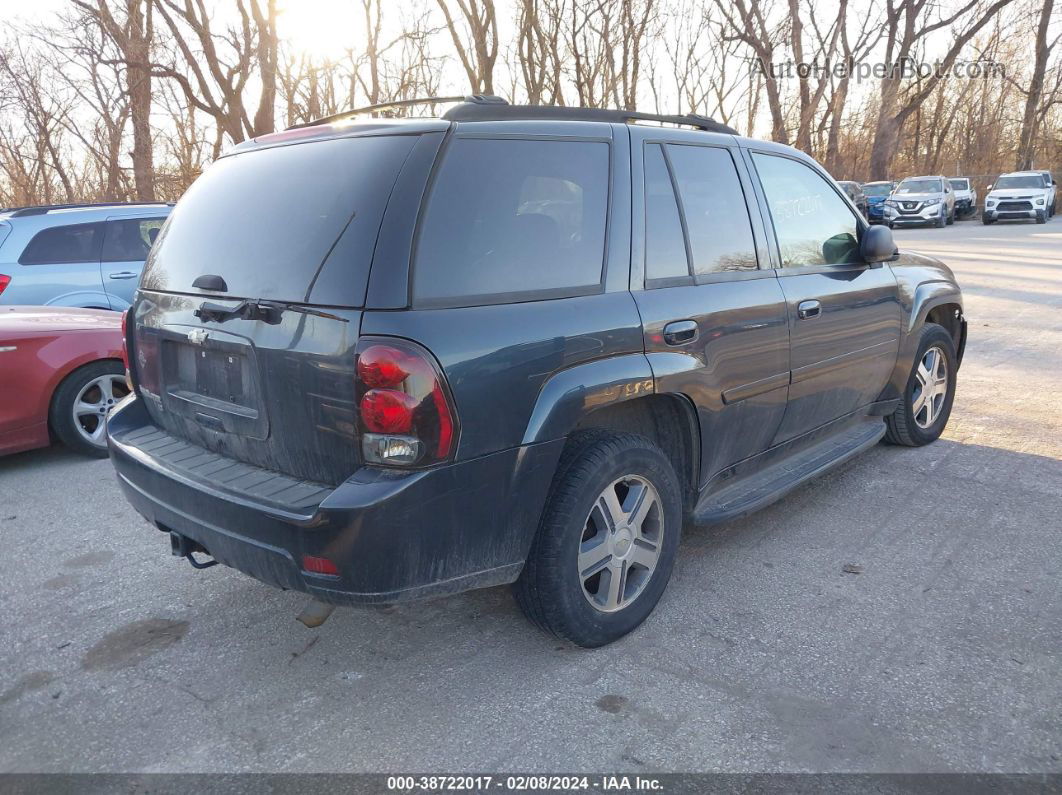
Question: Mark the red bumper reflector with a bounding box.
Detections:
[301,555,339,576]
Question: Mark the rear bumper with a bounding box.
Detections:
[108,396,562,604]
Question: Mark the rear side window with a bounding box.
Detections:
[102,217,166,262]
[666,145,758,275]
[752,153,860,267]
[19,222,103,265]
[413,138,609,305]
[141,135,416,304]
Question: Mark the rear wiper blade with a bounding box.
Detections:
[194,299,347,325]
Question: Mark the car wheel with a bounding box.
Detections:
[49,360,129,458]
[982,215,995,225]
[935,212,946,228]
[1035,209,1047,224]
[884,323,957,447]
[887,222,894,230]
[513,431,682,647]
[946,208,954,225]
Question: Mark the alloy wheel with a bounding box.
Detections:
[73,374,129,448]
[577,475,663,613]
[912,345,948,429]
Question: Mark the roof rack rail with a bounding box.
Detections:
[288,95,506,130]
[441,102,739,134]
[6,201,173,218]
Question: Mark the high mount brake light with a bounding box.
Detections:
[355,339,458,467]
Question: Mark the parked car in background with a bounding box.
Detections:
[861,180,896,224]
[1030,169,1056,217]
[0,202,172,311]
[837,180,868,217]
[983,172,1054,224]
[107,97,966,647]
[0,306,127,458]
[884,175,955,228]
[948,178,977,218]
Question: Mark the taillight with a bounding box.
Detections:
[120,307,130,369]
[0,274,10,296]
[355,338,459,467]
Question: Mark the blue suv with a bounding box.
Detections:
[0,202,172,310]
[107,98,966,647]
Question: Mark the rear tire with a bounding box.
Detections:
[49,360,128,458]
[514,431,682,647]
[884,323,957,447]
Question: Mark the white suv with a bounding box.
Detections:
[983,172,1053,225]
[885,175,955,228]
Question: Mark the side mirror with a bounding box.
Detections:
[861,224,896,264]
[987,184,993,191]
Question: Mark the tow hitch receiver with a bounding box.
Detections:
[169,531,219,569]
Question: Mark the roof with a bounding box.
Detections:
[0,202,172,219]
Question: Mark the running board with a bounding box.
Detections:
[691,420,886,526]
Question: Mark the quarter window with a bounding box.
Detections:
[413,138,609,305]
[643,144,689,281]
[752,153,860,267]
[102,217,166,262]
[19,222,103,265]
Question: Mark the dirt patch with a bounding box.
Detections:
[81,619,189,671]
[0,671,56,705]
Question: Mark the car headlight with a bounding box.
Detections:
[924,199,941,207]
[1035,197,1045,205]
[884,200,897,207]
[986,199,995,207]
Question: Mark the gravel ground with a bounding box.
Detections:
[0,219,1059,774]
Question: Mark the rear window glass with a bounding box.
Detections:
[141,135,416,303]
[19,222,102,265]
[413,137,609,305]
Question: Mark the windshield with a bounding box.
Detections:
[141,135,416,305]
[949,179,969,190]
[896,179,942,194]
[862,183,893,197]
[994,175,1045,189]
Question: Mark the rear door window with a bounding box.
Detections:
[666,145,758,275]
[412,137,609,306]
[19,222,103,265]
[102,217,166,262]
[141,135,416,304]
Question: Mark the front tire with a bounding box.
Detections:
[885,323,957,447]
[1035,209,1047,224]
[982,215,995,225]
[946,207,954,225]
[514,431,682,647]
[49,360,129,458]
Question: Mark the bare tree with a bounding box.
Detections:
[73,1,156,200]
[1015,0,1061,169]
[868,0,1016,179]
[436,0,498,94]
[712,0,790,143]
[150,0,278,150]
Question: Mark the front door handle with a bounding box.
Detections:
[662,320,698,346]
[797,300,821,320]
[108,271,138,280]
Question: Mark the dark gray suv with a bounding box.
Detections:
[108,97,966,647]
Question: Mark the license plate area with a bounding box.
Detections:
[160,327,268,439]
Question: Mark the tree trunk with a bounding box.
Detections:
[126,0,155,200]
[1016,0,1053,170]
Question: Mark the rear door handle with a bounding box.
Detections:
[108,271,138,279]
[797,300,821,320]
[662,320,698,346]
